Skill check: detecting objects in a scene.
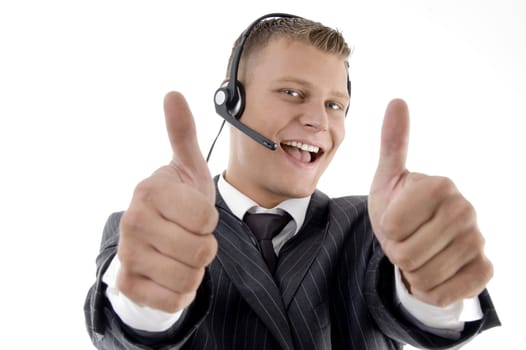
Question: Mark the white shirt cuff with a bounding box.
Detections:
[395,266,483,332]
[102,256,183,332]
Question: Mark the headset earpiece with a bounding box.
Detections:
[214,80,245,119]
[346,78,351,115]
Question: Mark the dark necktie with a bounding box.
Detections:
[243,212,291,274]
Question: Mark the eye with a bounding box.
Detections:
[326,101,344,111]
[281,88,302,98]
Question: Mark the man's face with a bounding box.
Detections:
[225,38,349,208]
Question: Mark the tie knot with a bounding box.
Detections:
[243,212,291,241]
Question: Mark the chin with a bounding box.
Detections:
[279,179,318,198]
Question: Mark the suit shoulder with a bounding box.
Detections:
[330,195,369,213]
[314,192,369,228]
[310,190,368,219]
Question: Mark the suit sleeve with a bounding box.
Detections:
[365,239,501,349]
[84,212,213,349]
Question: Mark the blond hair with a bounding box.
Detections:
[226,16,351,79]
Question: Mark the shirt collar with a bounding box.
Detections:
[217,173,311,235]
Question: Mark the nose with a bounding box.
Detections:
[299,101,329,132]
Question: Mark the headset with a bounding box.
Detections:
[208,13,351,162]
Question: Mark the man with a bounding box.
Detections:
[85,14,500,349]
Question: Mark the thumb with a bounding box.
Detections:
[372,98,410,189]
[164,91,207,170]
[163,91,214,202]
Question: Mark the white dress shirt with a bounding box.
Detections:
[103,174,482,335]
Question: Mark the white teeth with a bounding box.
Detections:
[282,141,320,153]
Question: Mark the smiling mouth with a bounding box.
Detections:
[281,141,323,163]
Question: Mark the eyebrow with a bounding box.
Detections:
[275,76,349,100]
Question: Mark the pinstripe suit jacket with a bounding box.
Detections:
[85,184,500,349]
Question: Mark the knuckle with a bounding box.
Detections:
[162,292,196,313]
[193,236,218,266]
[120,208,146,234]
[162,298,185,313]
[449,197,477,225]
[419,288,452,308]
[485,258,495,281]
[474,256,494,285]
[458,230,485,256]
[207,207,220,232]
[144,291,180,313]
[178,268,204,293]
[380,239,396,261]
[191,206,209,230]
[386,243,417,271]
[432,176,456,196]
[432,294,453,308]
[470,232,486,252]
[397,253,418,272]
[193,204,219,234]
[456,233,476,253]
[379,216,402,240]
[118,246,139,267]
[133,178,157,203]
[117,273,139,299]
[404,270,429,291]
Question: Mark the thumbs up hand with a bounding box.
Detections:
[117,92,219,313]
[368,99,493,307]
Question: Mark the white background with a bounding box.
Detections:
[1,0,524,348]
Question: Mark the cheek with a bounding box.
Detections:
[243,92,290,132]
[331,122,346,148]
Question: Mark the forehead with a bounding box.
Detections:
[246,38,349,95]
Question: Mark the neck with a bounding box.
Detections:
[223,171,290,209]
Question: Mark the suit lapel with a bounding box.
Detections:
[214,190,295,350]
[275,190,330,309]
